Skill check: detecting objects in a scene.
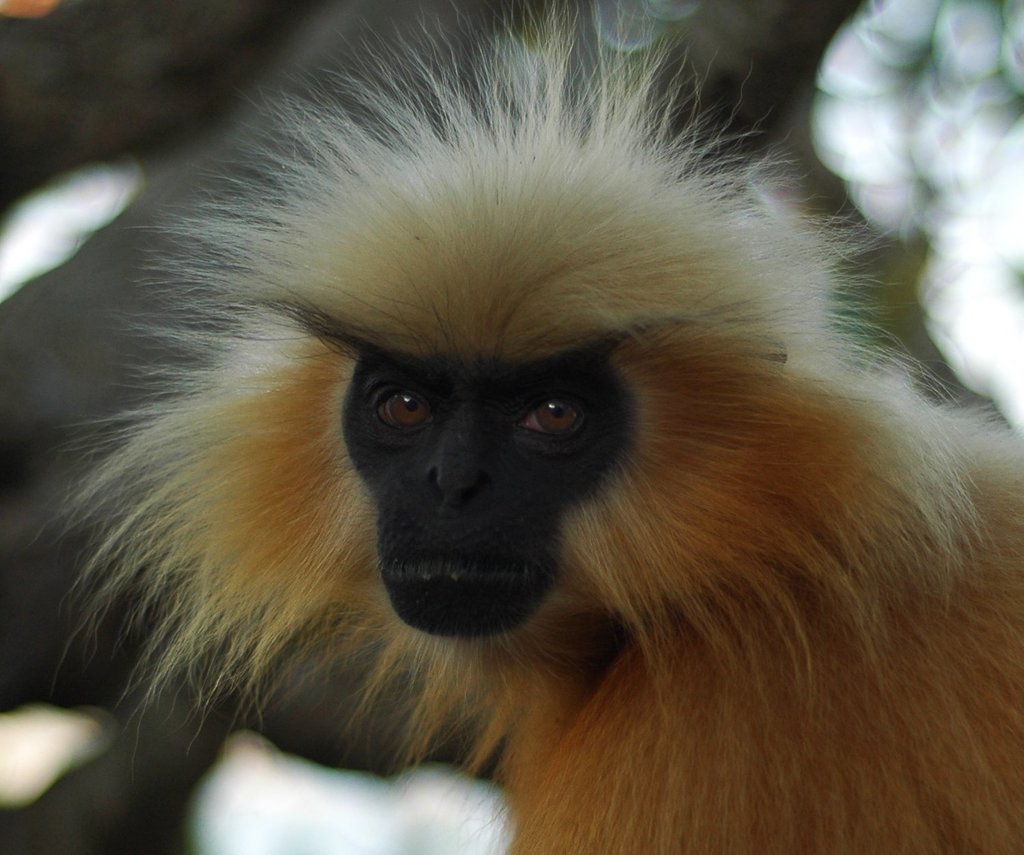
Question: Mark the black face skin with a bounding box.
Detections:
[341,342,632,638]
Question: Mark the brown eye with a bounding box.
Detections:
[378,392,431,429]
[521,399,582,435]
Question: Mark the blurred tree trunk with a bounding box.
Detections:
[0,0,329,209]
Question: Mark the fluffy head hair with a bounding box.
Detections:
[78,23,1005,773]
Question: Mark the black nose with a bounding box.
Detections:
[426,407,493,507]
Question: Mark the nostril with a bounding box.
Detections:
[429,464,490,507]
[456,470,490,504]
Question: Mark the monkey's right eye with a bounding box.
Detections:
[377,392,431,429]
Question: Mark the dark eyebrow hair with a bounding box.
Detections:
[266,298,663,367]
[264,300,373,357]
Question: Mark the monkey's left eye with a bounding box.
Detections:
[378,393,431,429]
[520,399,582,435]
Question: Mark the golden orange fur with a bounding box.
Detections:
[79,24,1024,854]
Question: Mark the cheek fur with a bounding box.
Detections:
[188,343,384,644]
[561,339,922,644]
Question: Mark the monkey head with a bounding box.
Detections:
[78,30,877,704]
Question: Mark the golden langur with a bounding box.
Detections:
[80,25,1024,855]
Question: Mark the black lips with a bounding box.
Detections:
[379,556,555,637]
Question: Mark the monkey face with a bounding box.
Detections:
[341,343,632,638]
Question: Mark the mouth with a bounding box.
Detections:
[379,555,554,637]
